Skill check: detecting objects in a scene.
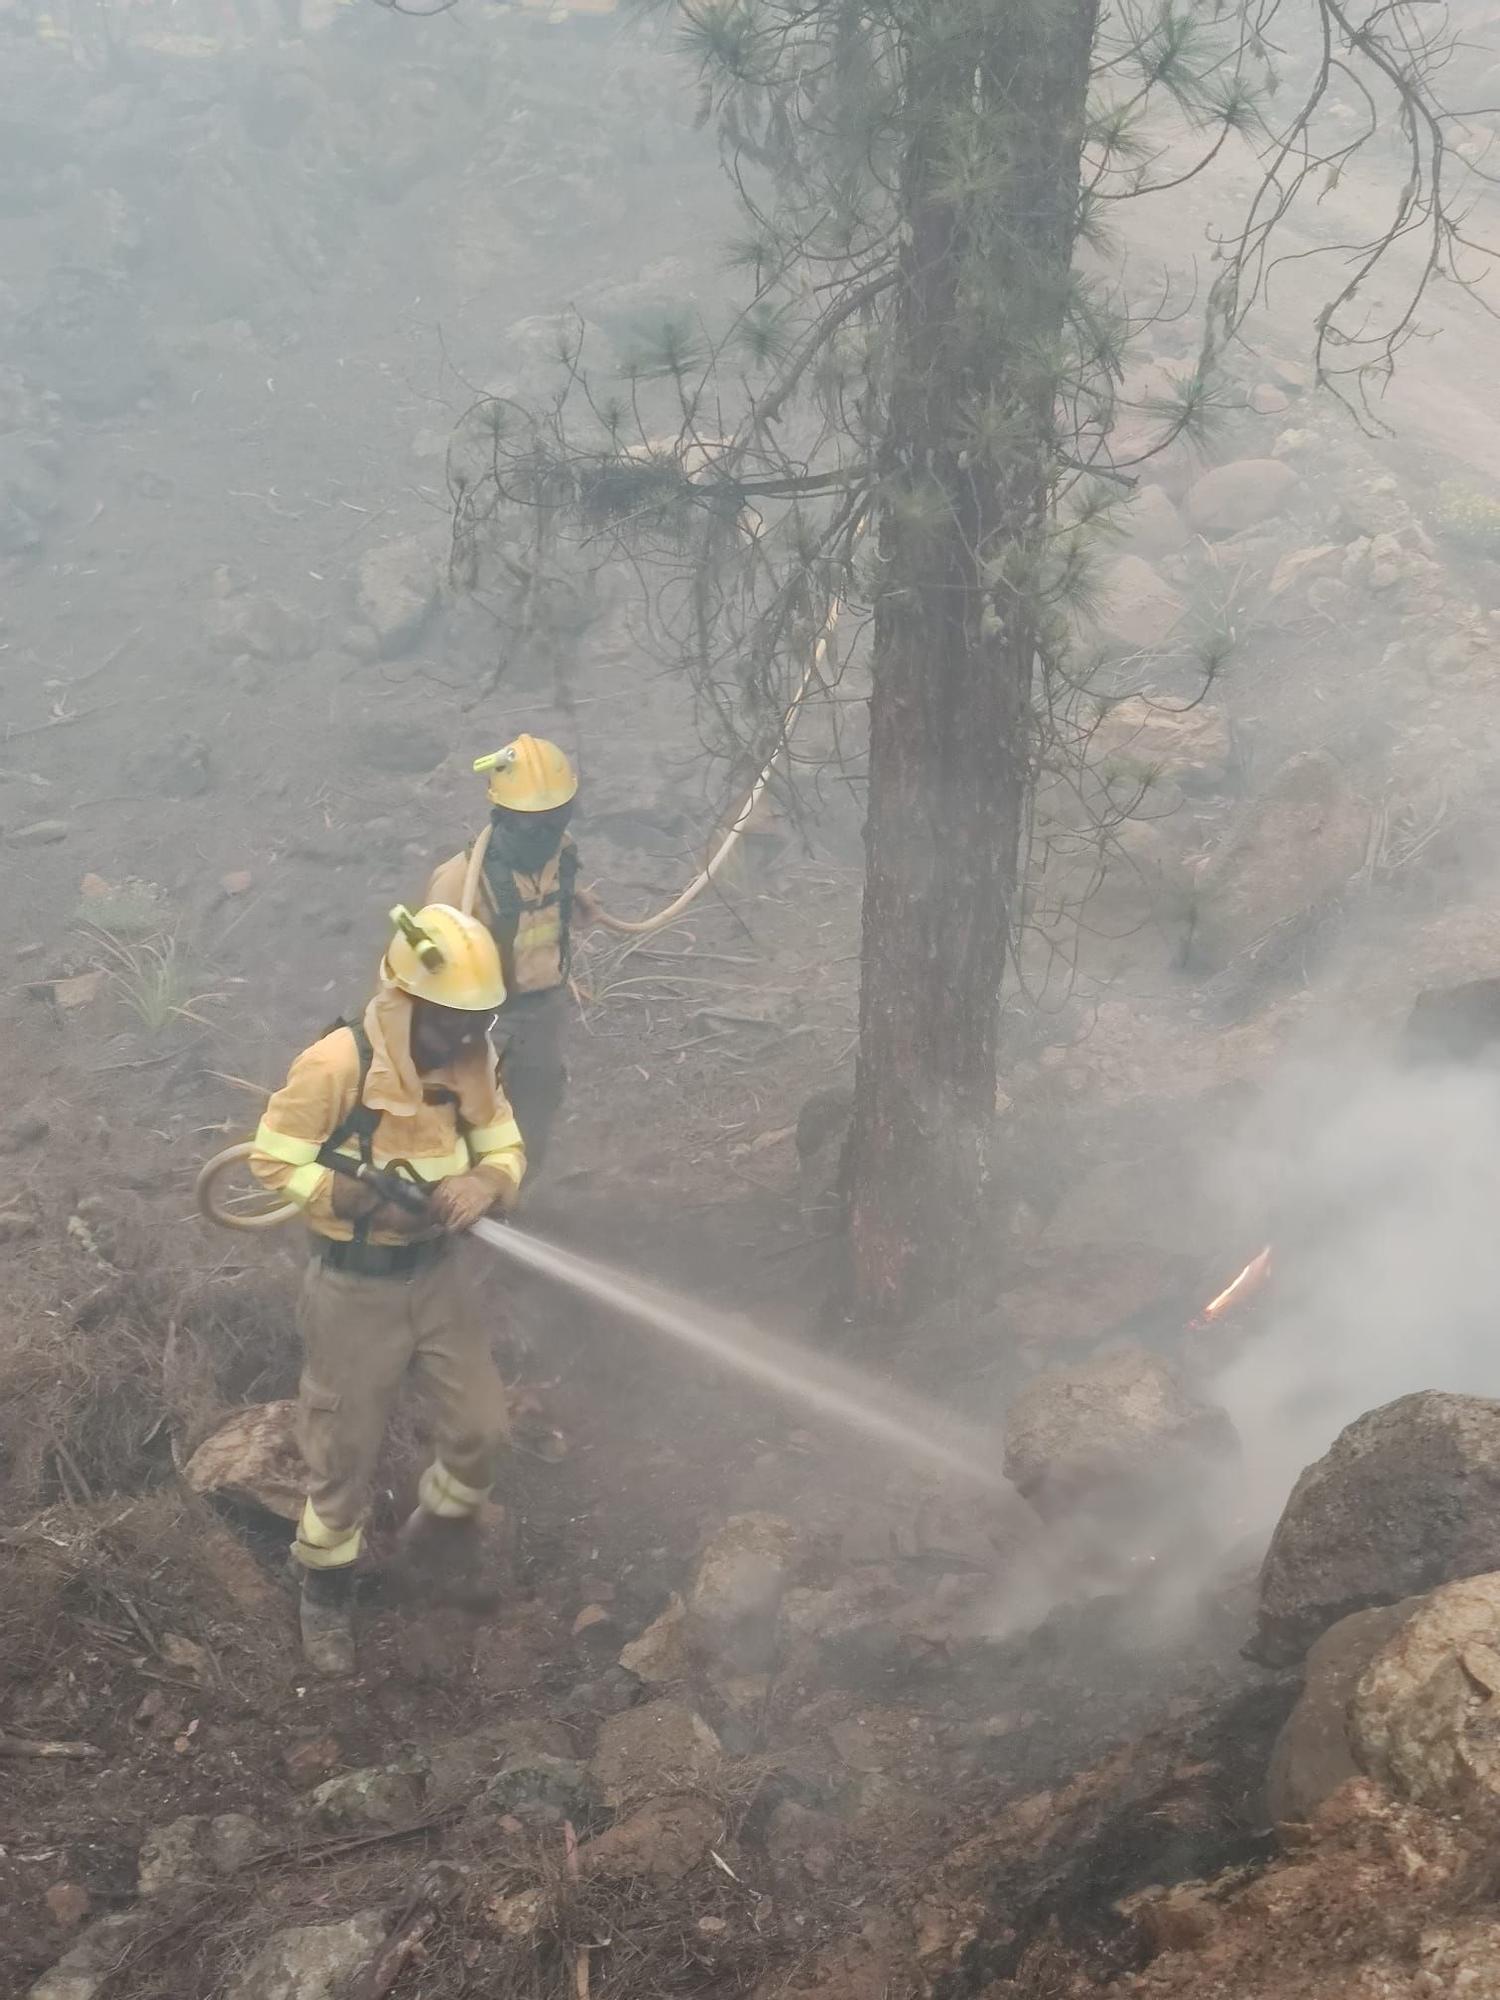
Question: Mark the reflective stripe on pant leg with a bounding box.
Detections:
[295,1263,415,1561]
[294,1498,363,1568]
[410,1248,510,1509]
[417,1460,490,1519]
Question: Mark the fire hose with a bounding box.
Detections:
[200,522,862,1226]
[197,1139,460,1234]
[477,520,862,937]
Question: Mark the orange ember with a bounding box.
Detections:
[1192,1245,1273,1329]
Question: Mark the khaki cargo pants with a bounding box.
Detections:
[496,988,567,1175]
[292,1242,510,1570]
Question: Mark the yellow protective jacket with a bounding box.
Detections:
[428,835,589,1000]
[249,987,525,1245]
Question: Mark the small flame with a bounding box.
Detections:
[1192,1245,1273,1329]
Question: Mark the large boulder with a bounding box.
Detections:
[1185,457,1300,537]
[203,571,315,663]
[1092,555,1186,652]
[182,1401,303,1521]
[688,1513,801,1670]
[578,1796,721,1885]
[138,1813,267,1896]
[1121,483,1189,559]
[1350,1573,1500,1820]
[28,1915,145,2000]
[1399,977,1500,1067]
[589,1701,721,1808]
[351,535,444,658]
[1188,749,1369,974]
[1265,1600,1420,1826]
[225,1912,387,2000]
[1254,1393,1500,1665]
[1002,1345,1235,1525]
[1089,695,1232,799]
[306,1760,427,1831]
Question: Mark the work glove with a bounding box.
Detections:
[329,1173,430,1237]
[429,1169,517,1234]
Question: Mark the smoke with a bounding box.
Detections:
[1206,1052,1500,1521]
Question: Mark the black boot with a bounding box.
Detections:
[394,1509,502,1612]
[299,1564,356,1676]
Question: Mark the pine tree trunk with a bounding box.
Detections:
[843,0,1101,1320]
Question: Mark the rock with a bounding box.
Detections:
[182,1401,303,1521]
[348,716,449,774]
[18,266,159,419]
[558,1665,648,1721]
[1185,458,1300,537]
[578,1796,721,1884]
[426,1718,573,1797]
[1002,1345,1236,1524]
[8,819,71,845]
[483,1886,553,1939]
[1092,553,1186,652]
[1266,1601,1420,1825]
[225,1911,387,2000]
[138,1812,268,1895]
[590,1701,722,1808]
[220,870,254,897]
[1090,694,1232,797]
[212,1813,270,1872]
[138,1817,209,1897]
[48,972,104,1012]
[352,536,443,658]
[482,1754,596,1824]
[1255,1394,1500,1665]
[28,1915,144,2000]
[1401,977,1500,1067]
[572,1604,618,1645]
[1337,475,1412,541]
[1269,543,1345,597]
[766,1800,845,1880]
[1250,382,1290,415]
[688,1513,802,1669]
[203,577,314,662]
[1188,750,1369,975]
[0,1111,49,1152]
[44,1884,90,1928]
[1306,575,1359,623]
[1350,1574,1500,1819]
[1088,1781,1495,1997]
[307,1760,427,1831]
[124,731,214,801]
[0,1210,40,1243]
[619,1594,692,1684]
[1122,483,1188,559]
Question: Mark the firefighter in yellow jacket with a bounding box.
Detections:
[250,903,525,1676]
[427,735,598,1174]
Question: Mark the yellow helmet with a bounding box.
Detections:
[383,904,506,1011]
[474,734,578,812]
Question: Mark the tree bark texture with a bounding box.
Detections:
[844,0,1102,1319]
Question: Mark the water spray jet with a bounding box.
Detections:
[197,1141,1006,1489]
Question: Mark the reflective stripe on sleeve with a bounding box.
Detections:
[468,1119,522,1156]
[287,1162,333,1206]
[253,1120,322,1166]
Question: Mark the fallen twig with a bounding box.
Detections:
[350,1864,464,2000]
[0,1735,102,1760]
[254,1809,462,1870]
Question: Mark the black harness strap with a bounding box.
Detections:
[317,1020,379,1245]
[480,836,579,985]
